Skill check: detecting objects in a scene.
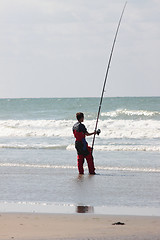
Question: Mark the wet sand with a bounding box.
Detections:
[0,213,160,240]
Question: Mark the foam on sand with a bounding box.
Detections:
[1,163,160,173]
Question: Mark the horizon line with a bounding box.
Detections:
[0,96,160,100]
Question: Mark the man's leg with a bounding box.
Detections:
[85,147,95,174]
[77,154,84,174]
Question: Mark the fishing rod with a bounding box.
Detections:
[92,2,127,152]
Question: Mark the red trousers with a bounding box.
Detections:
[77,147,95,174]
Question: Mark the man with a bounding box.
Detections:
[73,112,100,175]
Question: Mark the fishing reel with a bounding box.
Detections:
[96,129,101,135]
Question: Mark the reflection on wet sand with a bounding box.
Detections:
[76,205,94,213]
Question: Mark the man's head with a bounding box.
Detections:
[76,112,84,122]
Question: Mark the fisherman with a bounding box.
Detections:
[73,112,100,175]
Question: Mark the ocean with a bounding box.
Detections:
[0,97,160,215]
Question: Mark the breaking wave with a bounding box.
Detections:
[0,143,159,152]
[0,119,160,139]
[0,144,67,150]
[101,109,160,118]
[67,144,160,152]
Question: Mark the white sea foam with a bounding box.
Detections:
[0,144,67,150]
[0,163,77,169]
[0,119,160,139]
[0,143,159,152]
[96,166,160,173]
[1,163,159,173]
[101,109,160,118]
[0,119,74,137]
[67,144,160,152]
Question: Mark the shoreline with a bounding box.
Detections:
[1,201,160,216]
[0,213,160,240]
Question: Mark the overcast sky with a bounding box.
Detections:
[0,0,160,98]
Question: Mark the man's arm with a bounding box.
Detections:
[85,131,96,136]
[80,123,97,136]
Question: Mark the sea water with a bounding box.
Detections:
[0,97,160,215]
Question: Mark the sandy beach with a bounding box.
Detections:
[0,213,160,240]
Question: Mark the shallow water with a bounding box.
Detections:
[0,149,159,209]
[0,97,160,213]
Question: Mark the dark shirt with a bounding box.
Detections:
[72,122,87,134]
[73,122,88,156]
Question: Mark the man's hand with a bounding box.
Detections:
[96,129,101,135]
